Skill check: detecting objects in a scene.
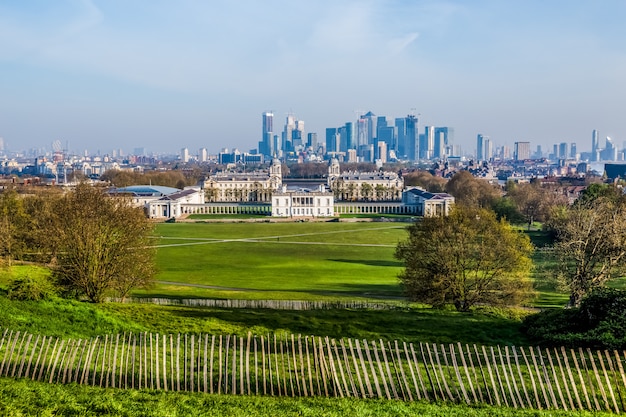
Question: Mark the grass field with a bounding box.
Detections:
[0,223,612,416]
[147,222,407,301]
[0,378,612,417]
[0,285,529,345]
[146,221,574,308]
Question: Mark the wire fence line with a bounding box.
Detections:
[0,328,625,412]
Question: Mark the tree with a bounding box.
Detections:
[395,206,535,311]
[360,183,373,201]
[403,170,447,192]
[445,171,500,209]
[0,189,30,265]
[506,182,568,229]
[50,184,156,302]
[551,196,626,307]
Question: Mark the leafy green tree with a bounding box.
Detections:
[0,189,30,265]
[523,288,626,349]
[575,183,623,206]
[360,183,373,201]
[551,196,626,306]
[395,206,535,311]
[492,197,523,223]
[50,184,156,302]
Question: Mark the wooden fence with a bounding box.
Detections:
[1,328,625,413]
[108,298,399,310]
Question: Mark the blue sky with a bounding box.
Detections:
[1,0,625,155]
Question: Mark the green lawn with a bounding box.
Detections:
[150,222,407,300]
[0,378,610,417]
[0,293,530,346]
[0,225,617,416]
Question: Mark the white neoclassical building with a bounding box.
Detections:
[201,157,282,203]
[147,187,206,219]
[109,185,205,219]
[272,185,334,218]
[402,187,455,217]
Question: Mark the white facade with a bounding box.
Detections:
[272,186,334,217]
[146,187,205,219]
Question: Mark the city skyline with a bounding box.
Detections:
[1,1,626,154]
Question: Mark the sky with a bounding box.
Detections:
[1,0,626,156]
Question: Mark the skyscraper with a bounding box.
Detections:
[377,141,387,164]
[514,142,531,161]
[476,134,490,161]
[395,118,407,157]
[283,114,296,152]
[421,126,435,159]
[360,111,377,145]
[377,120,395,155]
[307,133,317,150]
[405,115,418,161]
[181,147,190,163]
[326,128,339,154]
[591,129,599,162]
[260,112,274,156]
[558,142,568,159]
[198,148,208,162]
[356,116,369,148]
[343,122,355,150]
[433,127,453,159]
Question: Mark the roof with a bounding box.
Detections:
[157,189,198,201]
[406,188,453,200]
[111,185,180,197]
[336,172,400,181]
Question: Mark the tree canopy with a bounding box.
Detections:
[403,170,447,193]
[50,184,156,302]
[551,193,626,306]
[505,181,567,228]
[445,171,501,209]
[395,206,535,311]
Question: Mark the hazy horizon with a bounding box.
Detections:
[1,1,625,155]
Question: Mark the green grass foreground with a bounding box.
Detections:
[0,378,612,417]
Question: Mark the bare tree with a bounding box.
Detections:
[552,196,626,306]
[445,171,500,209]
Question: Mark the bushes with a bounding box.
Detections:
[7,276,56,301]
[523,288,626,349]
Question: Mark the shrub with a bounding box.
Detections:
[522,288,626,349]
[7,276,56,301]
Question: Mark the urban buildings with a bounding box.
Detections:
[514,141,531,161]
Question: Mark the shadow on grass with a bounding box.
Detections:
[328,258,404,268]
[159,306,532,346]
[137,282,404,299]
